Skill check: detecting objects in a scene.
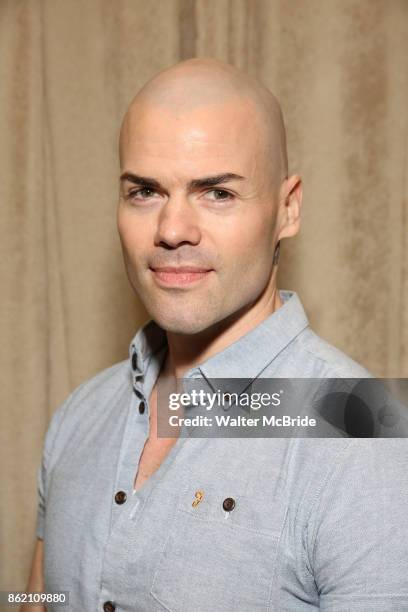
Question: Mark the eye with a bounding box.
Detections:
[205,189,234,201]
[127,187,157,200]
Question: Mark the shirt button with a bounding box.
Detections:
[222,497,236,512]
[134,388,144,399]
[114,490,127,505]
[131,352,137,370]
[103,602,115,612]
[139,401,146,414]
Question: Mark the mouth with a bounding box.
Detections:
[150,266,213,288]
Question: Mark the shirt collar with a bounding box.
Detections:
[129,290,310,394]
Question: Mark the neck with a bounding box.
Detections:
[162,280,283,379]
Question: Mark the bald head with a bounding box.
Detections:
[117,58,302,336]
[119,57,288,190]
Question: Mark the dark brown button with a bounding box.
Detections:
[131,352,137,370]
[103,602,115,612]
[134,388,143,399]
[114,490,127,505]
[222,497,235,512]
[139,401,145,414]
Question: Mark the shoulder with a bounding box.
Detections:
[61,358,131,414]
[69,358,131,401]
[288,327,374,378]
[42,358,132,451]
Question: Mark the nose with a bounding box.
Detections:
[154,194,201,248]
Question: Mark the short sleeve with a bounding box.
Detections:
[307,439,408,610]
[35,385,86,540]
[36,455,47,539]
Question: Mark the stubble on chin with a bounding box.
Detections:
[145,293,219,334]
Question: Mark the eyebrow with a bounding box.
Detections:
[119,172,245,191]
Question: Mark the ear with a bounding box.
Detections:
[276,174,303,240]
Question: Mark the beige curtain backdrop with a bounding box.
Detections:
[1,0,407,592]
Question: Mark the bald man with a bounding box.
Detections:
[24,58,408,611]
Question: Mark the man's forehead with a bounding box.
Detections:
[120,101,263,165]
[120,139,257,183]
[120,118,256,185]
[122,136,250,158]
[123,97,258,138]
[120,154,253,187]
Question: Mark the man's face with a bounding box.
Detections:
[117,98,281,334]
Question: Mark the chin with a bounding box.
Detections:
[153,315,210,335]
[148,305,215,335]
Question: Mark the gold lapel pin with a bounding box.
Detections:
[192,490,204,507]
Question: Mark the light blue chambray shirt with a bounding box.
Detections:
[36,290,408,611]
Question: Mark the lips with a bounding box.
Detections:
[150,266,213,287]
[152,266,211,273]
